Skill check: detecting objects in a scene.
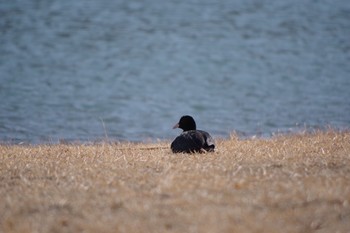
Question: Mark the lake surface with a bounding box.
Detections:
[1,0,350,143]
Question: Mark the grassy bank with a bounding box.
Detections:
[1,131,350,233]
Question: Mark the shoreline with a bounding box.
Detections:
[1,127,349,146]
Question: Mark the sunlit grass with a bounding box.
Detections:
[1,130,350,233]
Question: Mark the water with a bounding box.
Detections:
[1,0,350,143]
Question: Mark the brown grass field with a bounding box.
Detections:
[1,130,350,233]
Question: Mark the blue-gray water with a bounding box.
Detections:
[1,0,350,143]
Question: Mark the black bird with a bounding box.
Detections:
[171,115,215,153]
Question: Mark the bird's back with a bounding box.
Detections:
[171,130,215,153]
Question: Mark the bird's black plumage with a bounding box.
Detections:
[171,115,215,153]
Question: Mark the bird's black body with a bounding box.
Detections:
[171,115,215,153]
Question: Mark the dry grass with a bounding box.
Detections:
[1,130,350,233]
